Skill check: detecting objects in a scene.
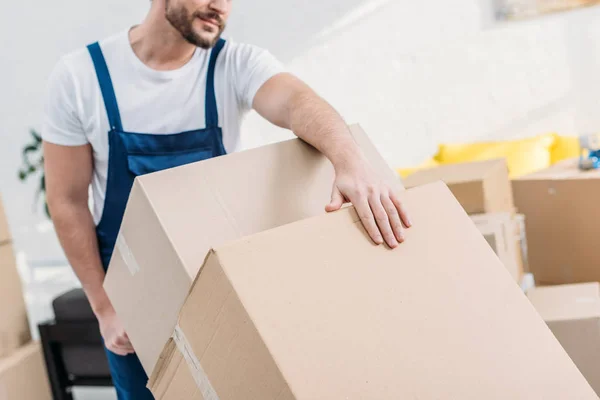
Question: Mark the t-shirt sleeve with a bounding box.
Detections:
[41,57,88,146]
[230,43,286,111]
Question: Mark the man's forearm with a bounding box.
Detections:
[51,200,111,316]
[287,90,364,172]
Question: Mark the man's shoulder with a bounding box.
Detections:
[50,31,128,89]
[60,31,126,71]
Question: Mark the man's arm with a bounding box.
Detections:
[44,142,133,356]
[253,73,411,248]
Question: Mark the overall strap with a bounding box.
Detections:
[87,42,123,132]
[205,38,226,129]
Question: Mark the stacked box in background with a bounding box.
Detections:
[470,212,525,283]
[0,194,52,399]
[0,195,31,357]
[402,158,515,214]
[403,159,528,284]
[0,342,52,399]
[527,283,600,396]
[512,158,600,396]
[513,158,600,285]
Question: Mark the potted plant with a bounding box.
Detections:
[18,129,49,217]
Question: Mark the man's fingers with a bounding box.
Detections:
[390,191,411,228]
[354,197,384,245]
[108,343,129,357]
[381,194,404,243]
[114,334,131,347]
[325,186,345,212]
[114,334,135,354]
[368,190,398,248]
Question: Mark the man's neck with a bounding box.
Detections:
[129,10,198,71]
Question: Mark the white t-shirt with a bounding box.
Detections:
[42,30,285,224]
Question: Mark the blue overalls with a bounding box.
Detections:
[86,39,227,400]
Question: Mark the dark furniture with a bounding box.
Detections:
[38,288,113,400]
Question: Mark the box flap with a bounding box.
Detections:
[402,158,506,187]
[135,123,402,278]
[527,283,600,322]
[169,181,597,399]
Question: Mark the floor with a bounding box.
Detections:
[21,254,117,400]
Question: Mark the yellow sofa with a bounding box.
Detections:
[398,134,580,179]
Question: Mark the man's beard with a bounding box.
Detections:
[165,3,225,49]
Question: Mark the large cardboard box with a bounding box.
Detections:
[0,342,52,400]
[470,212,525,283]
[402,158,514,214]
[104,125,403,374]
[0,243,31,358]
[527,282,600,395]
[513,158,600,284]
[148,182,597,399]
[0,195,11,245]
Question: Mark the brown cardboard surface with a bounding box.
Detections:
[403,158,514,214]
[0,342,52,400]
[513,158,600,284]
[150,182,597,400]
[528,283,600,395]
[470,212,524,283]
[0,195,11,245]
[0,244,31,358]
[104,124,404,374]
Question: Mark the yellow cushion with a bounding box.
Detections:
[434,134,556,178]
[551,134,580,164]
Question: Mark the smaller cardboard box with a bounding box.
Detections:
[0,342,52,400]
[148,182,598,400]
[0,194,11,245]
[470,212,525,283]
[402,158,514,214]
[0,244,31,358]
[513,158,600,284]
[527,283,600,396]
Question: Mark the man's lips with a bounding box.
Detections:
[198,16,220,28]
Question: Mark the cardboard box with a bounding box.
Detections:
[0,194,11,245]
[0,243,31,358]
[0,342,52,400]
[147,182,597,399]
[527,282,600,395]
[513,158,600,284]
[104,124,404,374]
[402,158,514,214]
[470,212,525,283]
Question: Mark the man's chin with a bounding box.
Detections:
[181,31,220,49]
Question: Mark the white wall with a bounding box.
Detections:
[2,0,600,264]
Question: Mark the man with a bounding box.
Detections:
[42,0,411,398]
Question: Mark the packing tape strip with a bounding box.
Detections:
[116,233,140,276]
[173,325,220,400]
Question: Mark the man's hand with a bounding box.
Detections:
[325,157,411,248]
[252,73,412,247]
[97,305,134,356]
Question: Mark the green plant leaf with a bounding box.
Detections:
[40,174,45,191]
[22,144,38,155]
[30,129,42,142]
